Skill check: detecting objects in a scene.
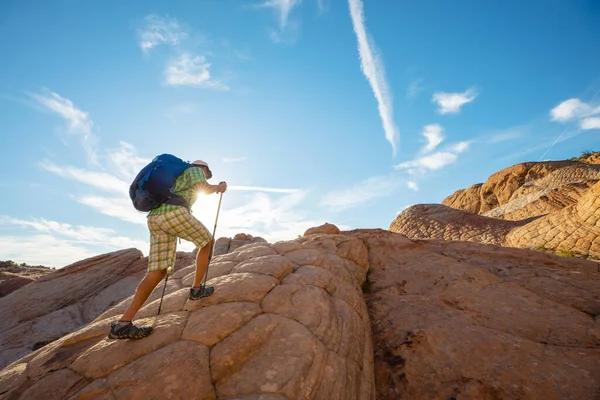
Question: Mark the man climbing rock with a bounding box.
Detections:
[109,159,227,340]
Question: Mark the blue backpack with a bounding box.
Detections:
[129,154,197,212]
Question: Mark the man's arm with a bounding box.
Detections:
[188,167,227,194]
[195,181,226,194]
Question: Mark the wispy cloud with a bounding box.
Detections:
[449,141,470,153]
[259,0,302,43]
[394,141,470,173]
[229,185,302,193]
[165,53,228,90]
[348,0,399,156]
[222,156,248,163]
[407,181,419,191]
[421,124,444,153]
[40,158,146,225]
[76,196,147,225]
[0,216,148,267]
[406,78,425,98]
[486,125,530,143]
[40,160,129,193]
[320,174,400,211]
[432,88,478,114]
[107,141,150,180]
[29,90,98,163]
[138,15,188,53]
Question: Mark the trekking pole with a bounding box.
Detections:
[201,190,224,290]
[152,272,170,328]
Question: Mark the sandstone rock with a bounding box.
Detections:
[303,223,341,236]
[0,274,35,297]
[506,179,600,259]
[352,229,600,400]
[389,203,528,244]
[484,164,600,220]
[3,227,599,399]
[0,248,144,369]
[0,237,374,400]
[213,233,268,256]
[442,160,600,216]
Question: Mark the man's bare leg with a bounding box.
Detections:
[193,240,214,288]
[120,269,168,322]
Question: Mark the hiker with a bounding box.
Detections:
[109,159,227,340]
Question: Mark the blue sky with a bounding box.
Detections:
[1,0,599,267]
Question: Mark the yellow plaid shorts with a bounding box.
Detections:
[147,207,212,273]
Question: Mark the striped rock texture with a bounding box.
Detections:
[506,179,600,259]
[442,160,600,219]
[0,235,374,400]
[392,159,600,259]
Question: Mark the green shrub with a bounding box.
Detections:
[557,249,576,258]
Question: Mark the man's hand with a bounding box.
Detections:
[216,181,227,193]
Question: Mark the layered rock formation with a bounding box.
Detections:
[0,234,374,400]
[391,157,600,259]
[0,264,54,298]
[0,249,194,369]
[442,160,600,220]
[506,179,600,259]
[389,204,530,245]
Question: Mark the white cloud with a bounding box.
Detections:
[229,185,303,194]
[29,90,98,163]
[165,53,228,90]
[40,160,129,194]
[348,0,399,156]
[0,234,97,268]
[262,0,301,30]
[432,88,478,114]
[449,141,470,153]
[107,141,150,180]
[407,181,418,191]
[406,78,425,98]
[550,98,592,122]
[0,216,148,267]
[139,15,188,53]
[222,156,248,163]
[192,190,332,242]
[422,124,444,153]
[395,152,457,171]
[76,195,147,225]
[320,174,400,211]
[580,117,600,130]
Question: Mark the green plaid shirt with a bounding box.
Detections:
[148,167,209,216]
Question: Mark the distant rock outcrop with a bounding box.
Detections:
[392,155,600,259]
[213,233,268,256]
[0,249,195,369]
[442,159,600,219]
[0,263,54,298]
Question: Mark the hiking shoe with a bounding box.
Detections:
[189,285,214,300]
[108,321,153,340]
